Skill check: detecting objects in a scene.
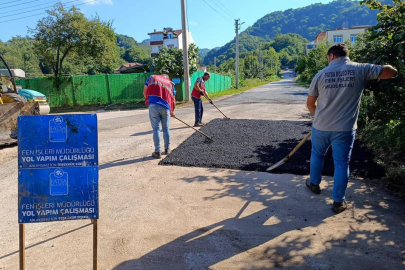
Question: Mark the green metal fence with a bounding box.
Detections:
[190,71,232,94]
[16,71,231,107]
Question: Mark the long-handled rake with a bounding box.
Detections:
[266,131,312,172]
[210,100,229,119]
[204,94,229,119]
[173,116,214,141]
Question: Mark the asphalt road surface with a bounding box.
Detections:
[1,76,404,270]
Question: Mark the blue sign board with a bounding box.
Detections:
[172,78,181,84]
[18,114,98,223]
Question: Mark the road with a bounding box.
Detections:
[1,77,404,269]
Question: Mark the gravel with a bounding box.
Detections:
[160,119,384,178]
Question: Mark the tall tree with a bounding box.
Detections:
[152,43,199,78]
[29,3,119,77]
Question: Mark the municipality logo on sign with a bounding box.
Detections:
[49,116,67,142]
[50,168,68,195]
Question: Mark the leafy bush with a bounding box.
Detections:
[351,0,405,186]
[296,42,329,84]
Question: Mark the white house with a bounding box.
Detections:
[148,27,195,57]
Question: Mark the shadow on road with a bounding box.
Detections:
[111,169,405,269]
[131,126,189,137]
[99,155,154,170]
[0,223,92,260]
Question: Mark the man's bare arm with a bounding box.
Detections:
[194,81,203,93]
[307,95,318,116]
[379,65,398,79]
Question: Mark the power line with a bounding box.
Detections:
[0,0,98,24]
[2,0,83,19]
[209,0,234,20]
[3,0,37,4]
[1,0,41,9]
[216,0,238,18]
[6,0,81,14]
[202,0,233,23]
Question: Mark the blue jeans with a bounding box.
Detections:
[192,96,203,125]
[148,103,170,153]
[310,127,356,202]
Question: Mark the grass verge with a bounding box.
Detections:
[208,77,281,100]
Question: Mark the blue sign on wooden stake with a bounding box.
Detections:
[18,114,99,223]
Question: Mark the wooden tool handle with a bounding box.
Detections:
[287,131,312,159]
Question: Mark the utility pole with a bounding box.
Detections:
[214,57,217,73]
[235,19,244,89]
[275,61,278,76]
[181,0,191,101]
[258,43,262,66]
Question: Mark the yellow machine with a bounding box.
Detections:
[0,55,49,145]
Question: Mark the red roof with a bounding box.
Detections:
[148,29,182,36]
[121,63,143,68]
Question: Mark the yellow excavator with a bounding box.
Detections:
[0,55,50,145]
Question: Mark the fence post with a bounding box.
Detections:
[105,74,112,104]
[71,76,77,106]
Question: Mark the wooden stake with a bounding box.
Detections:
[19,223,25,270]
[92,219,98,270]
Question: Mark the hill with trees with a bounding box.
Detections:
[204,0,386,66]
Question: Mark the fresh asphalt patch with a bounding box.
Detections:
[160,119,384,178]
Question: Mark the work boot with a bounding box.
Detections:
[199,122,205,126]
[163,148,171,155]
[152,152,161,159]
[193,123,203,127]
[306,178,321,194]
[332,200,347,214]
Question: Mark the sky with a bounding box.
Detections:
[0,0,335,49]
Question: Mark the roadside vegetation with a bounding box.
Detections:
[295,0,405,195]
[0,4,149,77]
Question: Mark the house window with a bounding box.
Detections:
[158,45,163,51]
[167,45,174,49]
[168,33,173,39]
[351,34,357,43]
[333,35,343,43]
[150,34,163,41]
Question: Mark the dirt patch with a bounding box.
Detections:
[160,119,384,178]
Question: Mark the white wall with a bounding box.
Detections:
[163,38,178,49]
[151,45,160,54]
[177,30,195,50]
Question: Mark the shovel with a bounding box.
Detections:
[266,131,312,172]
[173,116,214,142]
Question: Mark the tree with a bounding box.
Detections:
[29,3,119,76]
[152,43,199,78]
[296,42,329,84]
[351,0,405,183]
[0,36,42,75]
[123,46,150,64]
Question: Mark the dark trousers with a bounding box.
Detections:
[192,96,203,125]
